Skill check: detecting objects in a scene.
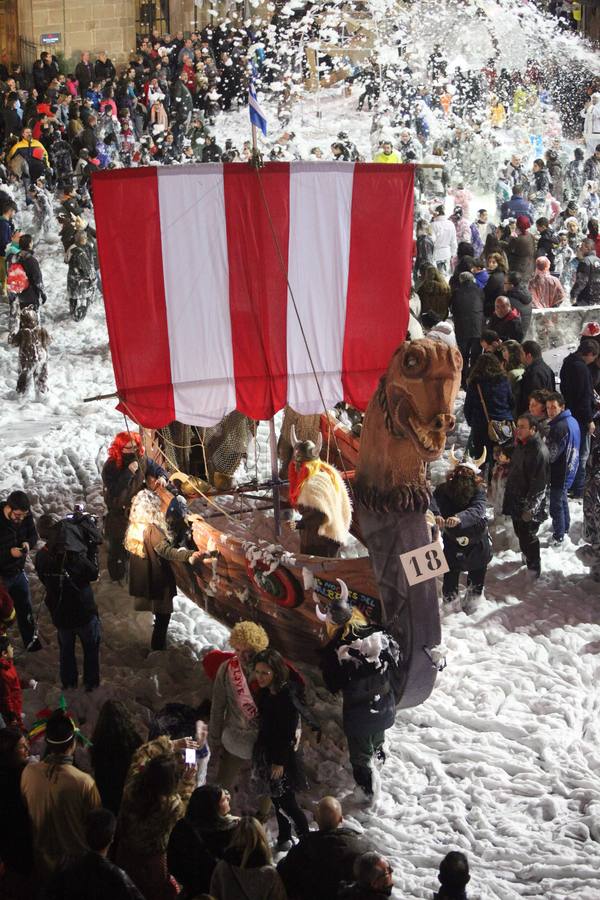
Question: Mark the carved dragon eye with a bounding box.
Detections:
[401,346,428,377]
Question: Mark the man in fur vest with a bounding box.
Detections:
[288,426,352,557]
[431,447,492,614]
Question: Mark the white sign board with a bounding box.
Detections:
[400,539,449,586]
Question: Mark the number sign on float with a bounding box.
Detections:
[400,540,449,587]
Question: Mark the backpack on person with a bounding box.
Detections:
[6,261,30,295]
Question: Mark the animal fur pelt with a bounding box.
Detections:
[124,489,170,558]
[297,465,352,545]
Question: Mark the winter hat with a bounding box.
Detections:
[428,320,457,348]
[516,215,530,233]
[581,321,600,338]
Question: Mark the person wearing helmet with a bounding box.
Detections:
[318,588,400,798]
[431,448,492,613]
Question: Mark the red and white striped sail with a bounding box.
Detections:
[93,162,414,427]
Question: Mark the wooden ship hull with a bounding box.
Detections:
[144,429,380,665]
[182,510,379,666]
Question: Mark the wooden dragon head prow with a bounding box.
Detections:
[354,338,462,513]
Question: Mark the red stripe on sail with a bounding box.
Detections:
[342,163,415,409]
[223,162,290,420]
[93,168,175,427]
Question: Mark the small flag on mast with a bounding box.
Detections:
[248,82,268,137]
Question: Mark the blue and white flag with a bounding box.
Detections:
[248,82,267,137]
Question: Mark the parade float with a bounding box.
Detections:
[92,160,460,705]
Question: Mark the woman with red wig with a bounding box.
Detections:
[101,431,167,581]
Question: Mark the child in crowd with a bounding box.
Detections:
[0,635,24,727]
[11,307,51,396]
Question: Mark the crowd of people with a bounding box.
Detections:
[0,10,600,900]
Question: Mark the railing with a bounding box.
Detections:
[19,37,37,86]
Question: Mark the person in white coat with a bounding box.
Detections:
[582,93,600,156]
[431,205,457,275]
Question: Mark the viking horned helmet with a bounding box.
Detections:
[448,445,487,475]
[291,424,322,464]
[314,579,352,626]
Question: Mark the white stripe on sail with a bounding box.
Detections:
[286,162,354,413]
[157,165,236,426]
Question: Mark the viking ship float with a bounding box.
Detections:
[91,160,460,707]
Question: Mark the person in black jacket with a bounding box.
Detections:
[434,851,471,900]
[75,52,94,96]
[35,511,102,691]
[94,51,116,83]
[560,339,599,497]
[483,252,508,317]
[504,271,532,337]
[503,414,550,577]
[535,217,558,270]
[90,700,143,816]
[167,783,239,897]
[319,593,399,798]
[0,726,34,897]
[253,648,310,851]
[14,234,47,311]
[45,807,144,900]
[278,796,370,900]
[517,341,556,415]
[450,272,484,386]
[0,490,39,651]
[571,239,600,306]
[432,451,491,613]
[487,295,523,342]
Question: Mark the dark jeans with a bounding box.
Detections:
[549,486,570,540]
[512,518,541,569]
[272,790,309,843]
[1,571,35,648]
[57,615,101,689]
[443,566,487,598]
[458,338,481,386]
[572,431,590,497]
[105,509,128,581]
[151,613,171,650]
[347,730,386,794]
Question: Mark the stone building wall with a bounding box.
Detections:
[17,0,136,66]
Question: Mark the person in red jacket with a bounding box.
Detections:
[0,635,23,727]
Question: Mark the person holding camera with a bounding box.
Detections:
[0,490,40,652]
[35,511,102,691]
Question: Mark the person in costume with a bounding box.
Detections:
[22,704,101,881]
[318,584,399,798]
[207,621,270,807]
[288,426,352,557]
[431,447,492,614]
